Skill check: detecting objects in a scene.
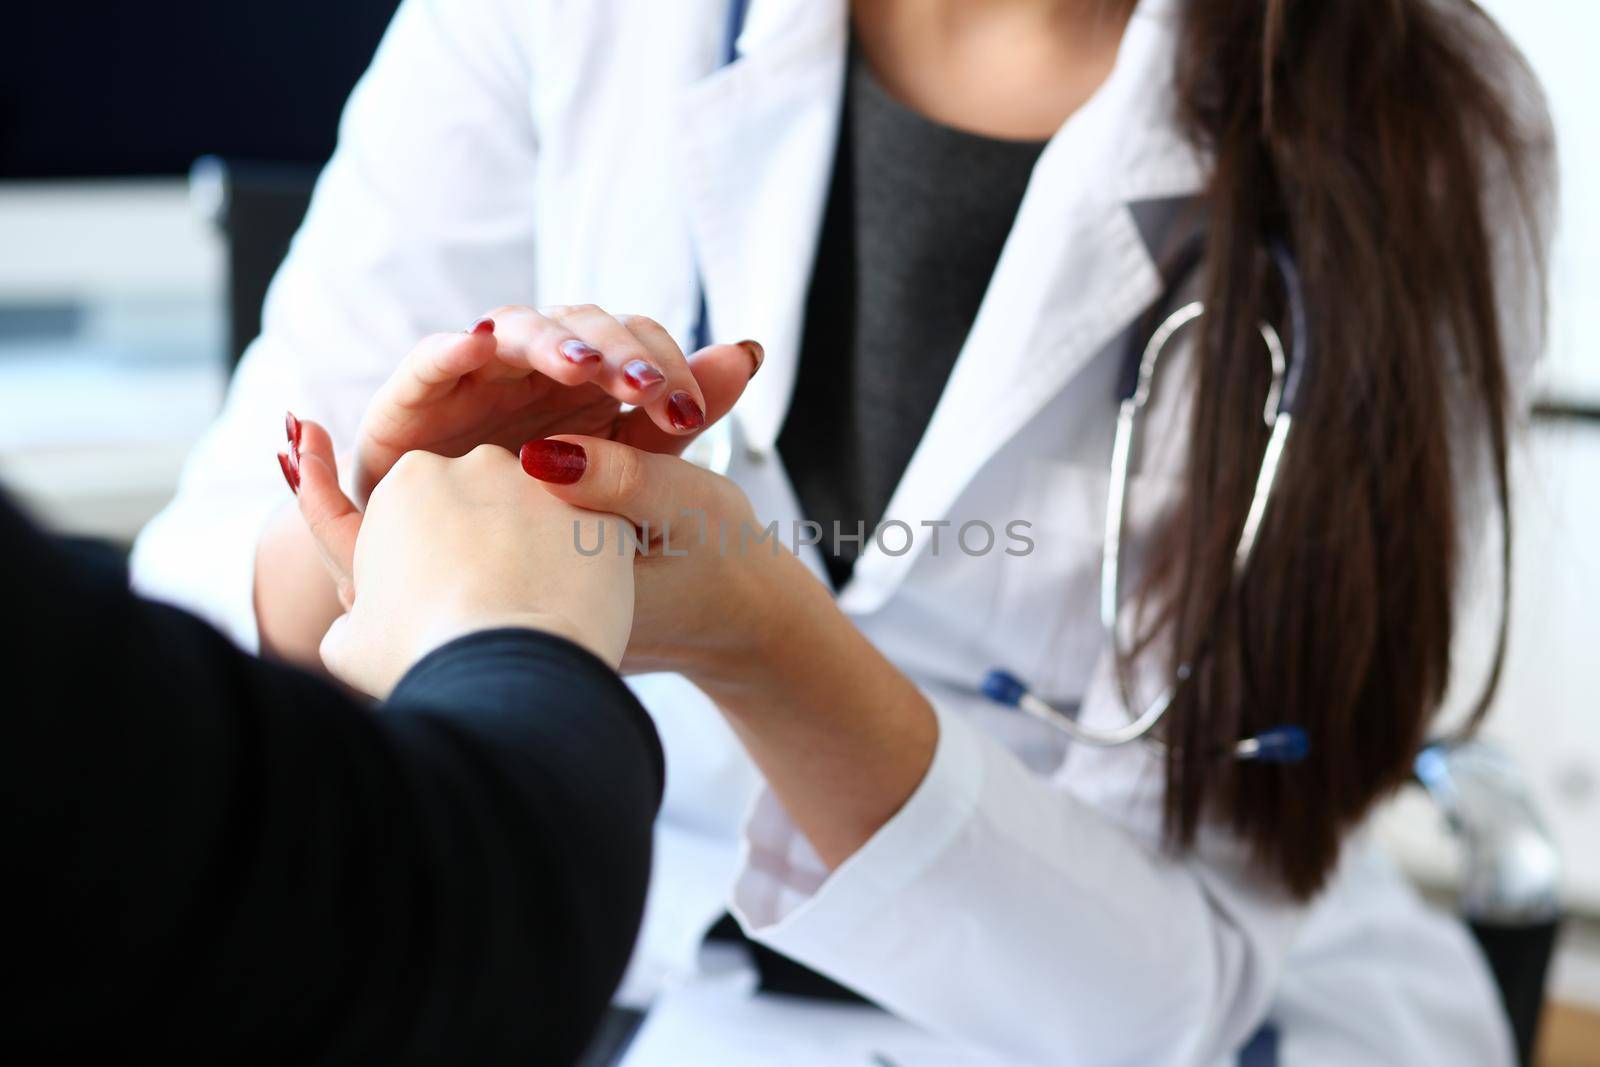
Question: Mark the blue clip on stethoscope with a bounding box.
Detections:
[703,0,1308,765]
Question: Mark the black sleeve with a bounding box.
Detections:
[0,495,663,1065]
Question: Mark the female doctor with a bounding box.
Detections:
[132,0,1554,1062]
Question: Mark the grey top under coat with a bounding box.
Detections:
[777,43,1048,590]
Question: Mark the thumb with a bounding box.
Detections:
[293,415,362,609]
[519,434,725,531]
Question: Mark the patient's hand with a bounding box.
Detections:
[349,306,762,504]
[293,422,634,697]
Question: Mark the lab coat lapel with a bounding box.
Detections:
[674,0,848,455]
[837,0,1206,615]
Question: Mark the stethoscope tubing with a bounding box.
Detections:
[990,237,1311,764]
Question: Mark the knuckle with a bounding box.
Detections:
[487,303,533,320]
[389,451,425,477]
[385,454,416,483]
[465,442,506,463]
[610,446,647,507]
[617,313,662,334]
[388,450,439,483]
[566,302,605,319]
[462,443,514,473]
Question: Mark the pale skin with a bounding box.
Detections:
[520,435,944,867]
[292,427,635,699]
[267,0,1128,867]
[257,308,760,667]
[854,0,1131,141]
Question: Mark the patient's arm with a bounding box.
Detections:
[5,489,660,1063]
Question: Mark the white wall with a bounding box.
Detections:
[1375,0,1600,1010]
[1479,0,1600,402]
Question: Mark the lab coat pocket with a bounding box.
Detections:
[996,457,1183,708]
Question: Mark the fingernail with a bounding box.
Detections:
[277,451,300,495]
[519,439,587,484]
[465,316,496,335]
[285,410,302,448]
[667,391,705,431]
[739,339,765,379]
[560,339,603,364]
[622,359,666,390]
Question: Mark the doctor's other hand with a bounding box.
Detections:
[293,422,635,698]
[349,306,763,503]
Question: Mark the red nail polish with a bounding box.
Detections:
[285,410,302,448]
[277,451,300,495]
[519,439,587,484]
[622,359,666,390]
[466,317,496,335]
[738,339,765,378]
[560,339,603,364]
[667,391,705,431]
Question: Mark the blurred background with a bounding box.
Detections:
[0,1,1594,1062]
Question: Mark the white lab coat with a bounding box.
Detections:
[131,0,1523,1062]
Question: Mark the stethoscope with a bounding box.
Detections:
[982,238,1311,765]
[697,0,1309,765]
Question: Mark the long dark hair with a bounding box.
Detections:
[1135,0,1554,899]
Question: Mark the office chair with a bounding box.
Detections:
[189,157,319,370]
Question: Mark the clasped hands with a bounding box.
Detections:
[285,304,788,697]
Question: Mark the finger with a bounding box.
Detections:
[292,415,362,609]
[619,313,715,432]
[547,305,705,435]
[615,340,763,455]
[381,328,501,411]
[474,306,606,387]
[519,433,718,531]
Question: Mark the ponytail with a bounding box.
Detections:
[1135,0,1554,898]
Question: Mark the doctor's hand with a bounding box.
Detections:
[292,420,634,698]
[516,434,816,680]
[520,433,938,870]
[349,306,763,504]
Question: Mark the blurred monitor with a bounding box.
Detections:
[0,1,403,540]
[1,0,406,374]
[1,0,403,178]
